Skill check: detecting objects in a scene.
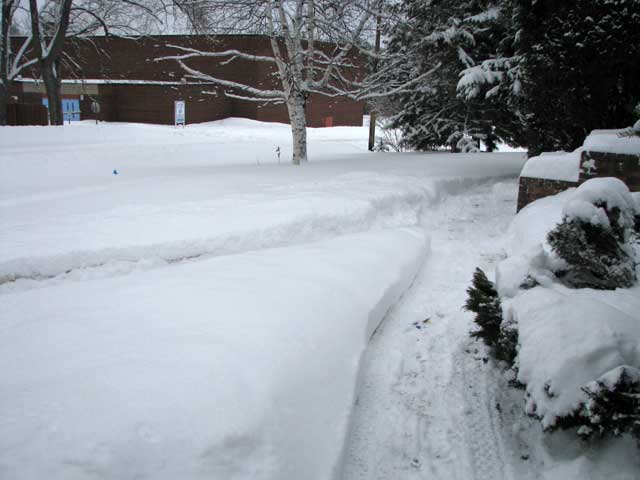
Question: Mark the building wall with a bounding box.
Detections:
[10,35,364,127]
[94,84,231,125]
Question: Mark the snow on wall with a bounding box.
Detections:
[521,128,640,183]
[584,129,640,156]
[519,149,582,182]
[0,228,428,480]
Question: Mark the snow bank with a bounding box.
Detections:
[0,228,427,480]
[584,128,640,156]
[0,174,482,289]
[519,149,581,182]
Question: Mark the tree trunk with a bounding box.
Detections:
[286,93,308,165]
[42,63,63,125]
[0,83,7,126]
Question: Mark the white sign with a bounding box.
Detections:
[175,100,186,126]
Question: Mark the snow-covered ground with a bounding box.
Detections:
[0,118,532,479]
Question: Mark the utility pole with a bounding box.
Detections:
[368,13,381,152]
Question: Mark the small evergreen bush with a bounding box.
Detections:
[465,268,518,366]
[547,203,637,290]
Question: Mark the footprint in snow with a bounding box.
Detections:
[411,318,431,330]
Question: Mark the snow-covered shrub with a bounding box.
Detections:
[547,178,638,290]
[498,180,640,447]
[580,366,640,444]
[465,268,517,366]
[495,313,519,368]
[552,366,640,446]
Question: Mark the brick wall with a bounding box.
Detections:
[516,177,578,212]
[579,150,640,191]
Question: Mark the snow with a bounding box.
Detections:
[457,64,504,100]
[0,118,527,479]
[506,284,640,428]
[519,149,582,182]
[2,116,637,479]
[1,229,426,480]
[465,6,501,23]
[583,128,640,156]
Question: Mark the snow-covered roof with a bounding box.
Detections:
[520,149,581,182]
[583,128,640,156]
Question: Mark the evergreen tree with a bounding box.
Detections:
[514,0,640,155]
[386,0,640,155]
[465,267,518,365]
[385,0,524,150]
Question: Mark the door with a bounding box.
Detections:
[41,98,81,122]
[62,98,81,122]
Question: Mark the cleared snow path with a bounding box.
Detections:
[340,180,523,480]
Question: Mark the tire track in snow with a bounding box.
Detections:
[339,180,519,480]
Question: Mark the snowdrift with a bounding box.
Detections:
[0,228,427,480]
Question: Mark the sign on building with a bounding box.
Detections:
[175,100,186,126]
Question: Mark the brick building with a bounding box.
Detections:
[8,35,365,127]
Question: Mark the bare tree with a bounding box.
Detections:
[159,0,393,164]
[28,0,73,125]
[1,0,37,125]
